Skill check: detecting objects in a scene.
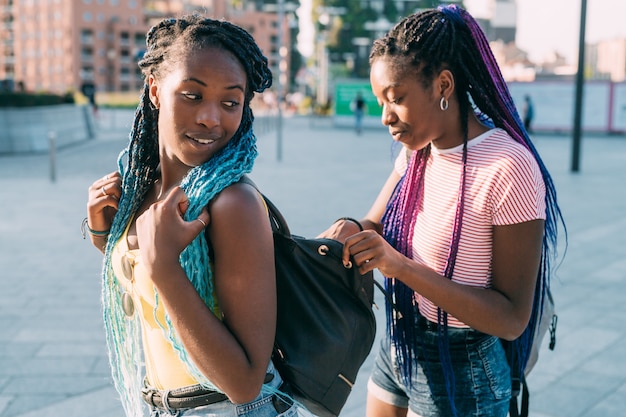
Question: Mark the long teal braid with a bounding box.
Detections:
[99,15,272,417]
[373,5,565,415]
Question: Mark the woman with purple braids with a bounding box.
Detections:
[319,5,564,417]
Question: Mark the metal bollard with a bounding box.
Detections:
[48,131,56,183]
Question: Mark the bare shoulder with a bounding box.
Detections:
[210,181,263,211]
[208,181,273,267]
[208,181,268,231]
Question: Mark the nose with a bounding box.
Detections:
[196,101,220,128]
[381,104,396,126]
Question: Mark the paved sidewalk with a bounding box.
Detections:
[0,114,624,417]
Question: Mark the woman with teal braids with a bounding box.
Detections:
[85,15,313,417]
[319,5,565,417]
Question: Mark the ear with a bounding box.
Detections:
[436,69,455,100]
[148,74,160,109]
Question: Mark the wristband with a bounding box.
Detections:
[81,217,110,239]
[335,217,364,232]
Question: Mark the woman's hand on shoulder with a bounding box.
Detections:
[86,171,122,253]
[317,218,363,242]
[135,186,210,277]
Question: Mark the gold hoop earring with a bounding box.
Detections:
[440,97,449,111]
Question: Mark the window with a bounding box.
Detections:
[81,47,94,61]
[134,33,144,46]
[80,66,95,80]
[80,29,94,43]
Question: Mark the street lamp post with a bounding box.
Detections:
[571,0,587,173]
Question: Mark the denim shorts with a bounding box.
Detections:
[147,362,314,417]
[368,316,511,417]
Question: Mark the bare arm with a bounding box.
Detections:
[136,183,275,403]
[85,171,122,253]
[326,165,543,339]
[343,219,544,340]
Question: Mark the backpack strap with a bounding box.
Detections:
[509,374,530,417]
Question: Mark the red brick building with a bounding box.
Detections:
[0,0,290,95]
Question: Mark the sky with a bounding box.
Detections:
[466,0,626,65]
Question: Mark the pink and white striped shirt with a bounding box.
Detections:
[394,128,546,327]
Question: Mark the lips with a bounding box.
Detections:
[186,133,220,145]
[190,137,215,145]
[390,129,404,140]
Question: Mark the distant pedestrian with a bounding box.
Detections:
[352,92,366,134]
[523,94,534,133]
[84,15,312,417]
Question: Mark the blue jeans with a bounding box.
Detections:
[147,362,314,417]
[369,316,511,417]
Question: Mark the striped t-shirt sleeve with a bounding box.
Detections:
[489,141,546,225]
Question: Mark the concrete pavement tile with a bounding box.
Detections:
[2,395,66,417]
[0,343,40,358]
[36,342,107,358]
[91,357,114,376]
[0,397,10,416]
[583,382,626,417]
[544,327,621,368]
[2,376,110,395]
[12,328,106,343]
[0,320,21,341]
[554,283,598,310]
[0,358,96,377]
[587,282,626,309]
[9,387,123,417]
[525,368,562,394]
[580,335,626,377]
[531,369,622,417]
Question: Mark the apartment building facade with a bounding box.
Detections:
[0,0,290,95]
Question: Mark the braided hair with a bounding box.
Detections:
[100,15,272,417]
[372,5,565,414]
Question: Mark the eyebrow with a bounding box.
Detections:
[183,77,245,92]
[380,82,401,96]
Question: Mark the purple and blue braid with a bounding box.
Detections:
[372,5,565,415]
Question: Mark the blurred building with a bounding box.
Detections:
[0,0,14,90]
[489,40,535,82]
[469,0,516,44]
[590,38,626,82]
[0,0,292,95]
